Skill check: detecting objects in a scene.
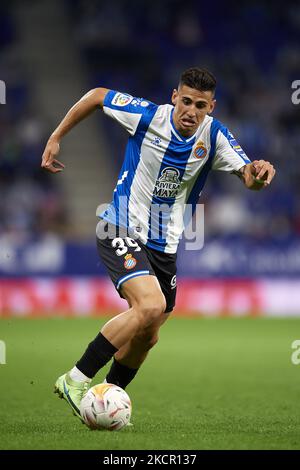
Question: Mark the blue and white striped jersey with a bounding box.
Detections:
[101,90,250,253]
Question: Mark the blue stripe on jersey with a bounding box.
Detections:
[103,90,119,108]
[146,132,196,252]
[101,105,157,228]
[218,121,251,164]
[184,118,221,225]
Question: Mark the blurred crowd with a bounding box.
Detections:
[0,3,67,240]
[1,0,299,241]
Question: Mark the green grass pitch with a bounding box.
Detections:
[0,316,300,450]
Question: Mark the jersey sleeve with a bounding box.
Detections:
[212,126,251,172]
[103,90,157,136]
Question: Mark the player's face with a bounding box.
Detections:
[171,85,216,137]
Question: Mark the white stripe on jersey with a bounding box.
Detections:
[103,108,142,136]
[128,105,173,245]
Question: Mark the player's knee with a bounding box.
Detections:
[135,293,166,327]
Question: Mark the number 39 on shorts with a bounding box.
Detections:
[112,237,141,256]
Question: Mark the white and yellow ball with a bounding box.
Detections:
[80,383,132,431]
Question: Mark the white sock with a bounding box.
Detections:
[69,366,91,383]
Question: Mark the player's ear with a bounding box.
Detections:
[209,99,216,114]
[171,89,178,106]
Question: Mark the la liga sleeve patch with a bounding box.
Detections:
[112,92,133,107]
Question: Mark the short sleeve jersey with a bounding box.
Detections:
[101,90,250,253]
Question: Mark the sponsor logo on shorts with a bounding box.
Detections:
[112,92,133,107]
[170,275,177,290]
[194,141,207,159]
[124,253,137,270]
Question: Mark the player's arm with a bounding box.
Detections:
[212,127,276,190]
[41,87,109,173]
[234,160,276,190]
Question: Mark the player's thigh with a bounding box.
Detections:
[145,248,177,314]
[121,275,166,314]
[122,277,170,343]
[96,220,167,314]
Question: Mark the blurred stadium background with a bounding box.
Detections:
[1,0,300,318]
[2,0,300,452]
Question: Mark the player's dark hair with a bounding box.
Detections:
[179,68,216,95]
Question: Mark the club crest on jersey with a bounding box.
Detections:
[153,167,181,198]
[194,141,207,159]
[112,92,133,107]
[124,254,137,270]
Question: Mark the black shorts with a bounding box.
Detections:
[96,219,177,313]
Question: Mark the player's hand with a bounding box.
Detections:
[41,137,65,173]
[243,160,276,190]
[252,160,276,185]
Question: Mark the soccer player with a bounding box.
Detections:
[41,68,275,420]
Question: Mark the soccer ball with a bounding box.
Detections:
[80,383,132,431]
